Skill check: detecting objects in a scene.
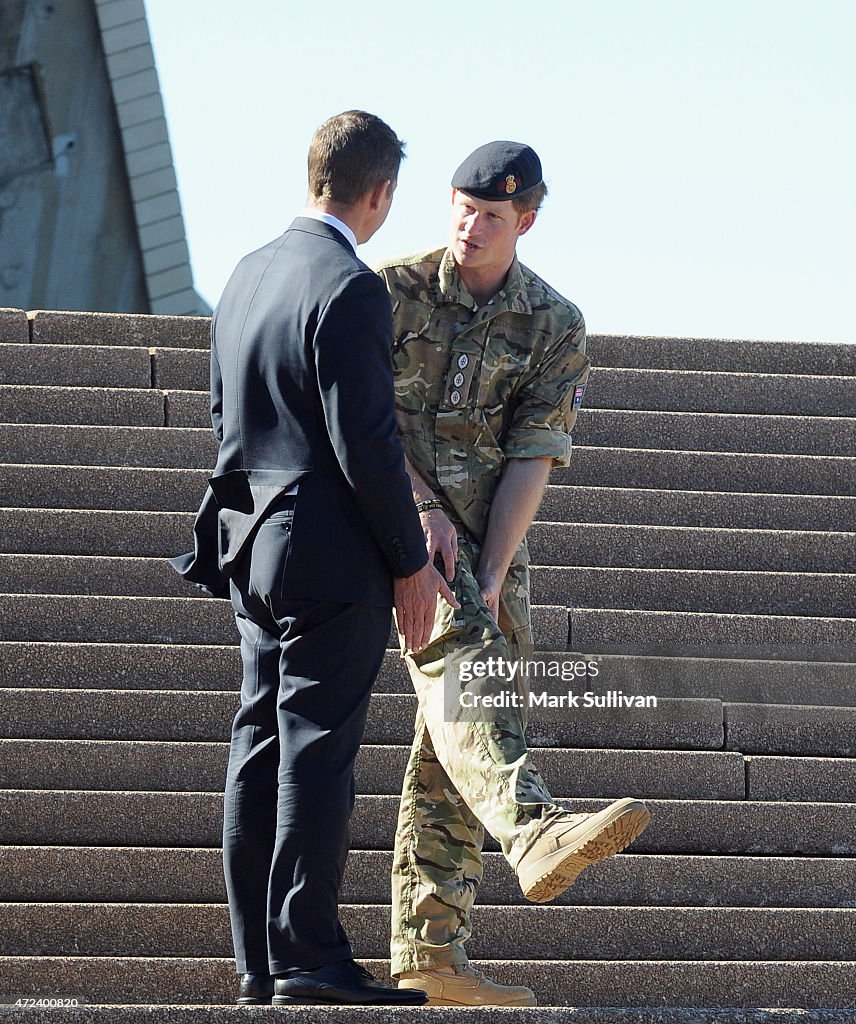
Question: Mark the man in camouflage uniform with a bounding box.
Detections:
[376,142,651,1007]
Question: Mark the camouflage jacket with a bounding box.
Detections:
[376,246,590,546]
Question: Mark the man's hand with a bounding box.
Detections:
[477,570,503,623]
[394,561,460,654]
[420,508,458,581]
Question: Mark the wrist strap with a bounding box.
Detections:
[416,499,444,514]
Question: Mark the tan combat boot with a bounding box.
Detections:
[397,964,536,1006]
[516,797,651,903]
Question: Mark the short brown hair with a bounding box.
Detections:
[511,181,548,215]
[307,110,405,205]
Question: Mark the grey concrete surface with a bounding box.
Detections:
[0,307,30,342]
[0,740,744,800]
[0,509,193,556]
[551,447,856,497]
[4,903,855,961]
[0,424,217,468]
[0,384,164,426]
[151,349,207,390]
[29,311,210,349]
[585,367,856,417]
[529,522,856,573]
[0,595,237,644]
[578,654,856,709]
[3,847,851,910]
[747,755,856,803]
[2,792,855,857]
[570,608,856,663]
[0,464,208,511]
[0,343,152,387]
[531,566,856,619]
[0,690,723,751]
[0,641,240,690]
[575,409,856,457]
[587,333,856,375]
[0,954,854,1007]
[725,703,856,757]
[538,485,856,532]
[1,1006,853,1023]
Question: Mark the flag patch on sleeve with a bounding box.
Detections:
[573,384,586,408]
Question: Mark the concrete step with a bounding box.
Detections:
[584,367,856,417]
[587,333,856,376]
[0,595,237,645]
[0,509,193,556]
[0,741,745,799]
[725,703,856,758]
[537,523,856,574]
[539,486,856,532]
[0,306,29,342]
[160,393,856,457]
[1,792,854,857]
[5,426,855,500]
[553,448,856,497]
[0,595,568,651]
[0,1006,851,1024]
[0,642,242,691]
[27,309,210,349]
[532,567,856,619]
[575,410,856,457]
[1,644,852,710]
[570,609,856,662]
[0,385,166,426]
[582,655,856,709]
[0,423,217,468]
[3,847,850,909]
[0,464,209,512]
[0,690,725,751]
[2,956,854,1009]
[747,756,856,803]
[5,556,854,620]
[5,510,853,576]
[141,366,856,420]
[0,344,153,388]
[5,903,856,961]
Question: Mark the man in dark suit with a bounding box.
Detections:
[172,111,454,1006]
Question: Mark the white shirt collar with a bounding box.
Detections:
[300,208,358,253]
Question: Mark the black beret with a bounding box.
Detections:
[451,141,542,202]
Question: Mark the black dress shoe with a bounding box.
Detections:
[236,973,274,1005]
[272,959,427,1006]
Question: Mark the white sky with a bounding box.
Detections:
[145,0,855,343]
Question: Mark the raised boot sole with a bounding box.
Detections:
[519,798,651,903]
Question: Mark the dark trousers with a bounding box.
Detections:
[223,504,391,974]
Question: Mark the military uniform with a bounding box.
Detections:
[377,244,590,975]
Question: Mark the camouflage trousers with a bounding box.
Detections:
[390,539,561,974]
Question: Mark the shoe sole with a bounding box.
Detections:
[272,995,427,1006]
[520,799,651,903]
[421,996,538,1007]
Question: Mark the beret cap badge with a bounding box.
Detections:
[451,141,543,202]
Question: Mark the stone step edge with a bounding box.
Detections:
[2,790,853,812]
[0,1005,848,1022]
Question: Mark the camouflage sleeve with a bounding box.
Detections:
[502,316,590,468]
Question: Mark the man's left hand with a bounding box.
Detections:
[421,508,458,582]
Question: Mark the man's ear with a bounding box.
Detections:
[369,178,391,210]
[516,210,537,237]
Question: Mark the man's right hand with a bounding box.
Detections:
[394,560,460,654]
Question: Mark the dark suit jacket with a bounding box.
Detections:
[171,217,428,605]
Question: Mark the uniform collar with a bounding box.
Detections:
[437,248,532,316]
